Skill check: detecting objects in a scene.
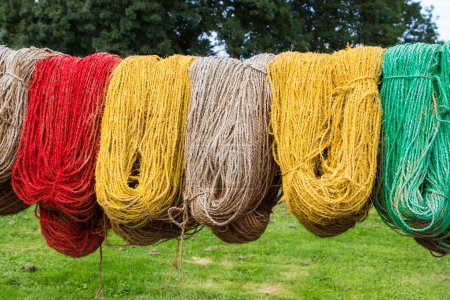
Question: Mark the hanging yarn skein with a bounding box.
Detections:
[12,53,120,257]
[375,43,450,255]
[96,55,198,245]
[0,46,54,215]
[268,47,383,237]
[184,55,280,243]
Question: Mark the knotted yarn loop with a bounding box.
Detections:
[242,62,267,74]
[384,73,450,122]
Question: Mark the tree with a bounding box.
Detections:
[216,0,439,55]
[88,0,213,56]
[0,0,440,57]
[207,0,310,58]
[401,1,438,43]
[0,1,101,56]
[0,0,213,56]
[300,0,356,52]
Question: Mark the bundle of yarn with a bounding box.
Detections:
[268,47,383,237]
[96,55,198,245]
[0,46,53,215]
[2,41,450,259]
[375,43,450,255]
[184,55,280,243]
[12,53,120,257]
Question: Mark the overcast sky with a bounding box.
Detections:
[422,0,450,40]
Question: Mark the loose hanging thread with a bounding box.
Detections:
[268,47,383,237]
[12,53,120,257]
[375,43,450,255]
[96,55,198,245]
[0,46,54,215]
[184,55,280,243]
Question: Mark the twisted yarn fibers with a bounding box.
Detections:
[375,43,450,255]
[268,48,383,237]
[185,54,280,243]
[0,46,53,215]
[96,55,197,245]
[12,53,120,257]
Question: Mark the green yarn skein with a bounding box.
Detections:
[375,42,450,255]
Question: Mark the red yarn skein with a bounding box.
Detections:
[38,206,105,258]
[12,53,120,257]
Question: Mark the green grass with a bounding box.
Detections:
[0,204,448,300]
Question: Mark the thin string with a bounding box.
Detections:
[95,245,103,300]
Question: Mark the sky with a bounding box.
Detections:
[422,0,450,40]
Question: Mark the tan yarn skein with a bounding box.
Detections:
[268,48,382,237]
[185,54,280,243]
[0,46,54,215]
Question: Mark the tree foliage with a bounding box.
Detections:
[0,0,213,56]
[0,0,439,57]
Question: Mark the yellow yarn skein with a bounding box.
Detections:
[268,47,383,237]
[96,55,196,244]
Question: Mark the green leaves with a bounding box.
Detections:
[0,0,440,57]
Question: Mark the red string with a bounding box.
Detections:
[12,53,120,257]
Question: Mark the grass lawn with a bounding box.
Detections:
[0,204,448,300]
